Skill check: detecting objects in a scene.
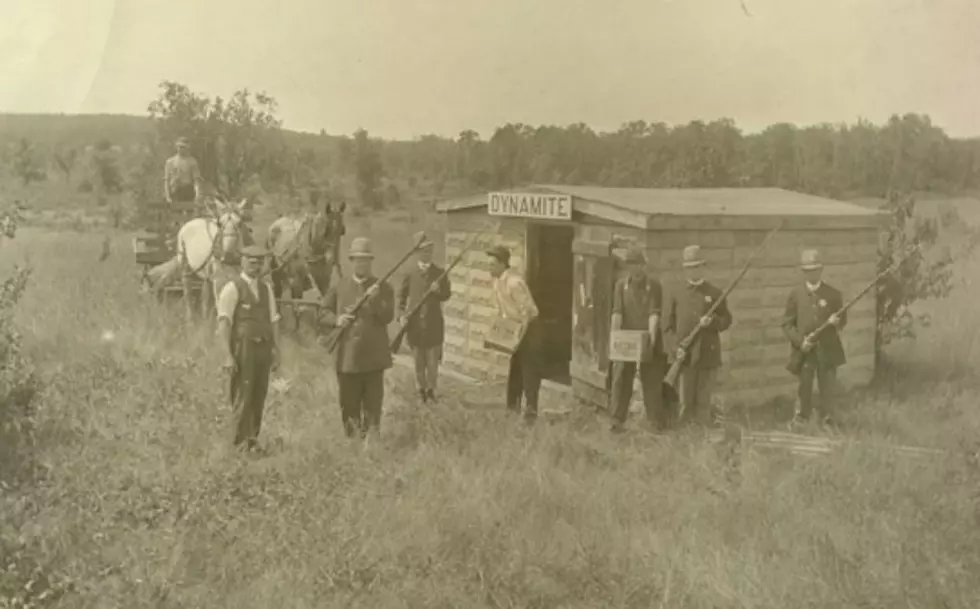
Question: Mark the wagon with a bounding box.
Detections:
[132,200,205,302]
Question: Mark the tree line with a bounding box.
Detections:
[3,83,980,214]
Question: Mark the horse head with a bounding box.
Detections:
[211,197,249,260]
[307,200,345,267]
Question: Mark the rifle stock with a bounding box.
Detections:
[390,222,494,353]
[785,244,919,376]
[664,223,784,389]
[323,234,429,354]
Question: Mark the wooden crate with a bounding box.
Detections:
[608,330,650,363]
[483,317,526,355]
[133,231,173,266]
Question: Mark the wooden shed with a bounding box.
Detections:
[435,185,888,411]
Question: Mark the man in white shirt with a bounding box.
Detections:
[486,245,541,425]
[164,136,202,208]
[216,244,281,452]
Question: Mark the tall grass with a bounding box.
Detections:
[2,225,980,608]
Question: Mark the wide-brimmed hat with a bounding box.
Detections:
[175,136,189,147]
[240,244,268,259]
[413,231,435,249]
[681,245,706,268]
[486,245,510,265]
[348,237,374,259]
[800,249,823,270]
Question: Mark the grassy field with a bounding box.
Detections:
[2,200,980,608]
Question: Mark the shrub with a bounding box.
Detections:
[876,193,979,352]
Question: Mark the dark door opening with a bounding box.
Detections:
[527,223,575,384]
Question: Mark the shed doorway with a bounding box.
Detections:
[527,223,575,384]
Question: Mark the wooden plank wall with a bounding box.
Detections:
[441,212,528,382]
[644,225,879,409]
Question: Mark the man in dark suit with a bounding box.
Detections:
[397,231,452,403]
[321,237,395,438]
[662,245,733,426]
[782,249,847,427]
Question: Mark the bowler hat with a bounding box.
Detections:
[681,245,706,268]
[348,237,374,259]
[240,244,268,258]
[800,249,823,270]
[486,245,510,265]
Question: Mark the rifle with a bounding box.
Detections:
[664,222,784,389]
[390,221,494,353]
[785,244,920,376]
[322,233,429,354]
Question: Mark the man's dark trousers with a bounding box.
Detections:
[506,320,541,421]
[337,370,385,437]
[610,356,668,429]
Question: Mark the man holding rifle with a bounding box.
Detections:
[662,245,733,426]
[782,249,846,427]
[321,237,396,439]
[397,231,452,404]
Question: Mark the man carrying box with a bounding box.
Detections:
[486,245,541,426]
[609,247,668,434]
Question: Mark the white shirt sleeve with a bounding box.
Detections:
[216,280,239,322]
[266,281,282,324]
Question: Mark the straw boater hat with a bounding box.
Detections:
[681,245,706,268]
[800,249,823,270]
[413,231,434,249]
[348,237,374,259]
[240,244,268,259]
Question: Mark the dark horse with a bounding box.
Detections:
[266,192,346,329]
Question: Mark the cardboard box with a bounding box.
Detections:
[609,330,650,362]
[483,317,527,355]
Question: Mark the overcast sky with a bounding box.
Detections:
[2,0,978,139]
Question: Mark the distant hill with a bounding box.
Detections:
[0,113,342,152]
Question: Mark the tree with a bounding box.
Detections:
[144,80,287,200]
[11,139,45,186]
[90,139,123,195]
[874,192,977,354]
[352,129,383,210]
[53,147,78,184]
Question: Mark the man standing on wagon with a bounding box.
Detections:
[216,244,282,453]
[164,136,203,210]
[486,245,541,426]
[609,247,668,434]
[662,245,733,426]
[321,237,396,439]
[782,249,847,427]
[397,231,452,404]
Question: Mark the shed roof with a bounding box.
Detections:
[438,185,877,216]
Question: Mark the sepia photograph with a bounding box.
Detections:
[2,0,979,606]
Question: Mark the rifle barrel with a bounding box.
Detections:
[325,235,428,353]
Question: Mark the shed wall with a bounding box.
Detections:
[441,211,528,382]
[571,220,879,411]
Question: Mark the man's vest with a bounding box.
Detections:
[231,276,273,346]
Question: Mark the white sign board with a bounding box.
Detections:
[488,192,573,221]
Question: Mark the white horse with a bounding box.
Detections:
[146,197,250,320]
